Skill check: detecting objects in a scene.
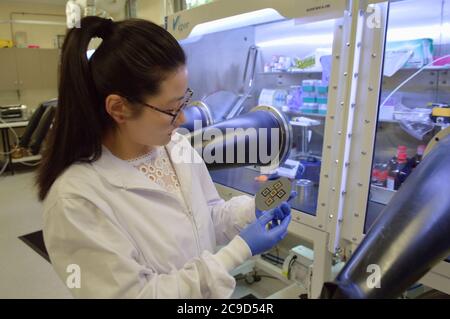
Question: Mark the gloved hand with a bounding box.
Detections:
[240,203,292,256]
[255,190,297,220]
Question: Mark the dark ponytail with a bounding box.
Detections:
[36,16,186,201]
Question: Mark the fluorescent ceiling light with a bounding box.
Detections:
[387,23,450,42]
[255,23,450,48]
[256,33,334,47]
[188,8,284,38]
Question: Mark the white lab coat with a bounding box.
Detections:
[43,132,256,299]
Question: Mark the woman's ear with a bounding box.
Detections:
[105,94,132,124]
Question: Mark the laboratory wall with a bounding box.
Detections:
[0,1,66,49]
[136,0,166,25]
[0,1,65,111]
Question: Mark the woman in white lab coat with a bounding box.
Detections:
[36,16,293,299]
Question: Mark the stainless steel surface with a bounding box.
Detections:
[202,91,238,122]
[182,26,256,107]
[226,45,259,119]
[295,179,314,205]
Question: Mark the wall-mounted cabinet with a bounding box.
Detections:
[0,49,18,91]
[0,48,60,91]
[38,49,59,89]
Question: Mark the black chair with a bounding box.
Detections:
[28,100,57,155]
[12,98,57,158]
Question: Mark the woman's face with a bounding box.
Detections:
[124,66,189,147]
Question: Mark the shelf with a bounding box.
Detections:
[290,121,322,127]
[423,65,450,71]
[377,117,439,125]
[369,184,396,205]
[378,117,399,123]
[11,154,41,164]
[386,65,450,77]
[290,152,322,161]
[260,64,449,77]
[285,110,327,118]
[394,65,450,71]
[0,120,29,129]
[259,69,323,75]
[378,108,434,123]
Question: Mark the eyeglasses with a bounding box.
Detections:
[132,88,193,125]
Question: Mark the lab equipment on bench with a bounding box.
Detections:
[294,179,315,205]
[430,103,450,126]
[386,145,411,191]
[290,117,321,158]
[267,158,303,179]
[0,105,27,121]
[11,99,57,158]
[299,157,321,184]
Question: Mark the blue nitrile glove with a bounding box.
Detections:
[255,190,297,219]
[267,202,292,229]
[240,204,292,256]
